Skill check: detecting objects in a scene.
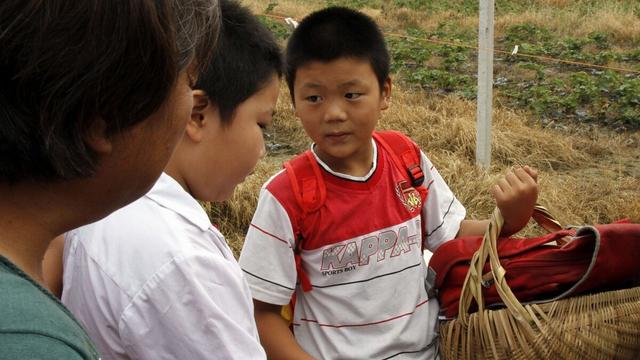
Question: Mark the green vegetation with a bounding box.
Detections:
[325,0,640,16]
[387,22,639,129]
[257,0,639,129]
[258,15,291,40]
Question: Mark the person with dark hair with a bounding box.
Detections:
[61,1,281,358]
[0,0,219,359]
[239,6,539,359]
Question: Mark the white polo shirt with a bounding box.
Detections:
[62,173,266,360]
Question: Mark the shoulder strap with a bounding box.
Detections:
[374,131,428,254]
[285,132,425,211]
[283,150,326,214]
[283,150,322,293]
[373,130,426,191]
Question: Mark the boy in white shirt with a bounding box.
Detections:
[61,1,281,359]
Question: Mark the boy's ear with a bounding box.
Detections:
[380,77,392,110]
[85,117,113,155]
[185,90,212,143]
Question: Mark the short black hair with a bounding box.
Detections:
[285,6,390,98]
[195,0,283,124]
[0,0,219,183]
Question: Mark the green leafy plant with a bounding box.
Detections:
[589,32,610,50]
[264,2,278,13]
[258,15,291,40]
[505,24,552,45]
[326,0,383,9]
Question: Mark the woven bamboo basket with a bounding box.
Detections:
[439,207,640,360]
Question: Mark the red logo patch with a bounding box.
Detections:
[395,180,422,213]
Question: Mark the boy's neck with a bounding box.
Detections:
[313,140,375,178]
[164,163,193,197]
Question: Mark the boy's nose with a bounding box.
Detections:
[324,101,347,122]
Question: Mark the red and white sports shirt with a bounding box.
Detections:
[239,137,465,359]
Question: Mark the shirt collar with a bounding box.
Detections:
[144,173,212,232]
[310,139,377,182]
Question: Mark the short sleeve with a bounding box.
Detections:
[420,150,466,251]
[239,187,298,305]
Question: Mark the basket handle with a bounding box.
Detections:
[531,204,562,233]
[457,205,562,325]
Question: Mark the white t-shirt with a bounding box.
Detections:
[62,173,266,360]
[239,136,466,359]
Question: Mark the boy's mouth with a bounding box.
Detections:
[325,131,350,140]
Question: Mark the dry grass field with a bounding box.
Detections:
[211,0,640,257]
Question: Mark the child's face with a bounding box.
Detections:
[192,74,280,202]
[293,57,390,171]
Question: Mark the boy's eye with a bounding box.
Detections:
[305,95,321,103]
[345,93,362,100]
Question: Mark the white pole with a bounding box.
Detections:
[476,0,494,169]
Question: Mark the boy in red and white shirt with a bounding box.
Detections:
[239,7,539,359]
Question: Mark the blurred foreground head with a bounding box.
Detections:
[0,0,220,183]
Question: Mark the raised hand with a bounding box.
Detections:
[491,166,539,236]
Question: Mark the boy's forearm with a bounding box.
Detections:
[457,218,524,238]
[456,219,489,238]
[254,303,315,360]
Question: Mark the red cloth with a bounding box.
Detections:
[430,221,640,318]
